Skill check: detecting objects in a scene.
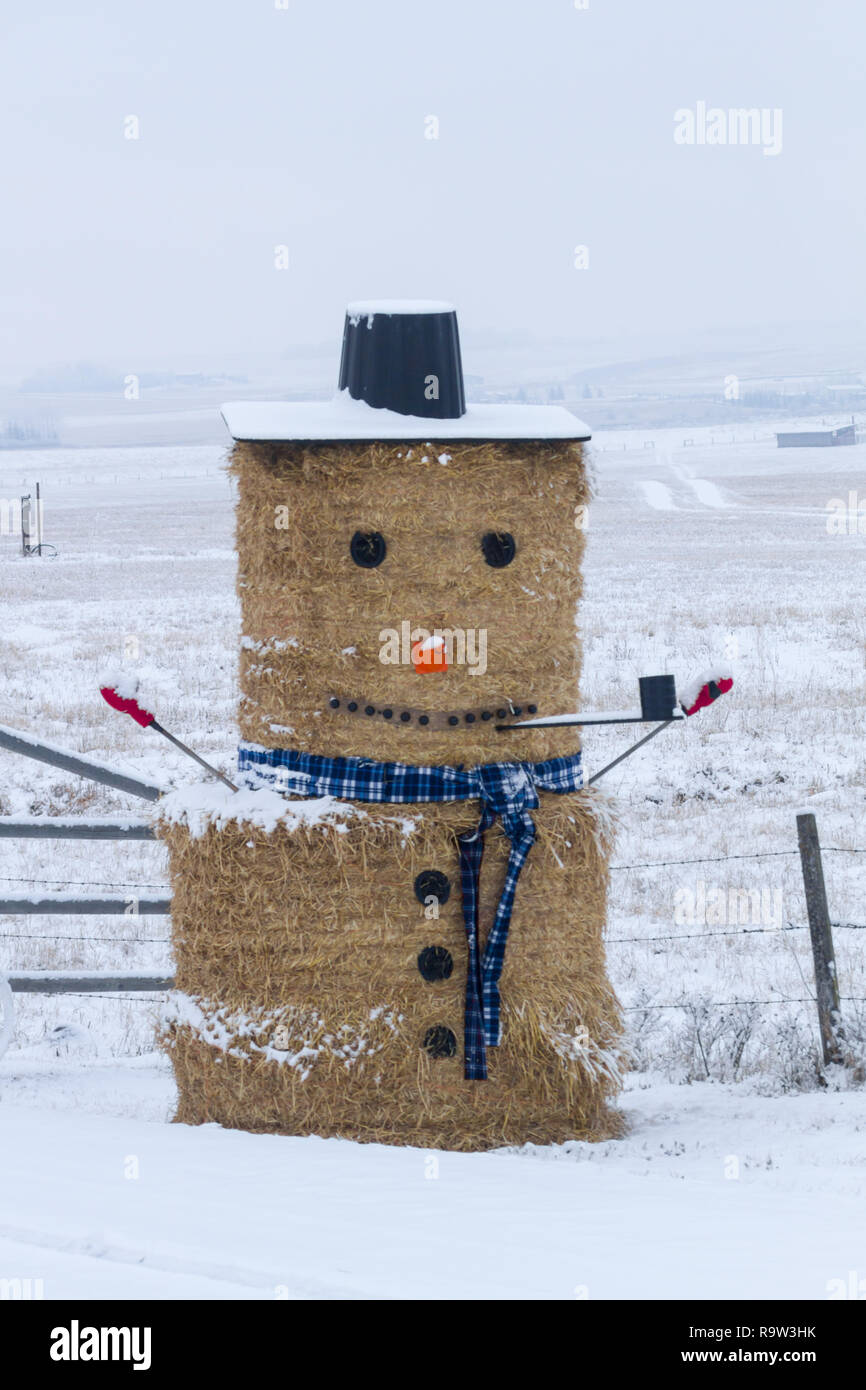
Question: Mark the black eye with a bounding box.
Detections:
[350,531,386,568]
[481,531,516,567]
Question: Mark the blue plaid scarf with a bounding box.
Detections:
[238,744,584,1080]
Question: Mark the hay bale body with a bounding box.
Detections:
[160,789,623,1150]
[160,435,625,1148]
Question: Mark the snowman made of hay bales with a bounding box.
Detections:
[158,301,647,1150]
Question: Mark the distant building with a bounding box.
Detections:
[776,424,856,448]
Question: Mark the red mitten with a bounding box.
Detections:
[681,676,733,717]
[100,685,155,728]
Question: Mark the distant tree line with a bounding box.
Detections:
[736,389,866,410]
[0,417,59,447]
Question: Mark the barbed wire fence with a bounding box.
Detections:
[1,832,863,1028]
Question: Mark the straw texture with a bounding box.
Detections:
[159,790,624,1150]
[158,434,625,1149]
[232,439,590,765]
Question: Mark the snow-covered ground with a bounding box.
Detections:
[1,424,865,1298]
[2,1078,865,1300]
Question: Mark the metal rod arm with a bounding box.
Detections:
[499,717,680,730]
[150,722,237,791]
[588,720,675,786]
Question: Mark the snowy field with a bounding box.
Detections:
[1,424,865,1299]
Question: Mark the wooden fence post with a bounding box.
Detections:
[796,813,846,1066]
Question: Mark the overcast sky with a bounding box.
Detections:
[1,0,863,372]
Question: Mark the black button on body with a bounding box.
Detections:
[448,715,459,726]
[481,531,516,567]
[423,1025,457,1059]
[329,697,340,709]
[414,869,451,906]
[400,711,411,722]
[465,712,475,723]
[481,710,492,721]
[382,708,393,719]
[527,704,537,714]
[348,701,358,711]
[417,946,454,982]
[350,531,386,568]
[365,705,375,716]
[496,708,507,719]
[418,715,430,726]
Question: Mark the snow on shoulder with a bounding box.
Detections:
[157,780,418,840]
[157,781,363,839]
[221,391,591,443]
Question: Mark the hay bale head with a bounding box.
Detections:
[161,302,624,1148]
[234,436,590,765]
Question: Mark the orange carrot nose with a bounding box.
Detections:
[413,635,449,673]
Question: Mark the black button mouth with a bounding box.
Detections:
[327,696,538,730]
